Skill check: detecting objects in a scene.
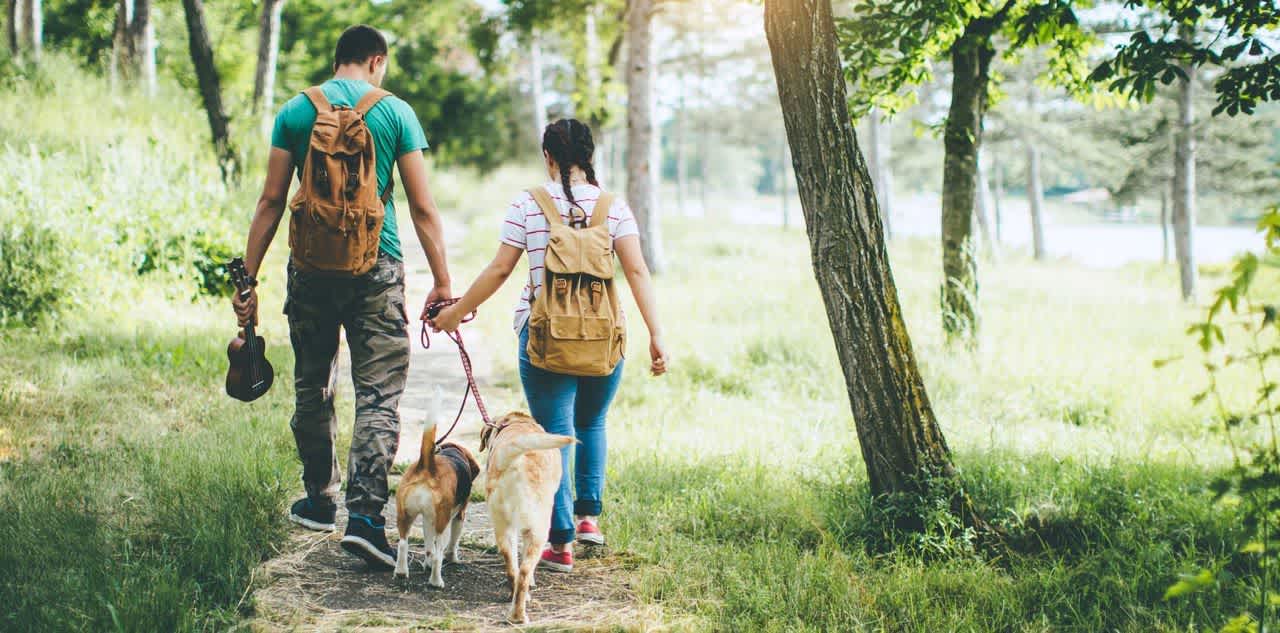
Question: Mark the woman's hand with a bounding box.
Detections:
[429,304,465,334]
[649,335,668,376]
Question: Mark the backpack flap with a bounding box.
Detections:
[544,226,614,279]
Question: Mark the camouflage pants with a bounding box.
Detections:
[285,253,410,516]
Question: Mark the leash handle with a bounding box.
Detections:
[419,299,491,446]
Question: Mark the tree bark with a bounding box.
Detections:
[1026,141,1047,261]
[181,0,238,183]
[530,30,548,143]
[764,0,959,498]
[626,0,664,273]
[1172,26,1198,302]
[9,0,22,57]
[940,28,993,343]
[20,0,37,60]
[252,0,285,116]
[1025,88,1047,261]
[112,0,153,94]
[867,108,894,240]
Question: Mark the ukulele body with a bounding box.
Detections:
[226,332,274,402]
[224,257,275,403]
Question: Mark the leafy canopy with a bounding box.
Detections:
[836,0,1095,116]
[1089,1,1280,115]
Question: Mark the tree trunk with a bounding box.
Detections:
[181,0,238,183]
[112,0,153,94]
[1160,180,1171,265]
[1026,140,1047,261]
[132,0,154,94]
[866,108,893,240]
[1172,26,1198,302]
[252,0,285,117]
[20,0,37,60]
[530,30,548,144]
[1025,88,1047,261]
[975,147,999,260]
[112,0,132,86]
[7,0,19,56]
[764,0,960,499]
[940,28,993,343]
[626,0,664,273]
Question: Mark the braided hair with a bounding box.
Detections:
[542,118,599,215]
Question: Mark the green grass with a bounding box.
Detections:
[1,51,1272,631]
[449,184,1265,629]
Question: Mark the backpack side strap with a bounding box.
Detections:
[302,86,332,113]
[354,88,392,117]
[528,187,563,226]
[591,192,614,228]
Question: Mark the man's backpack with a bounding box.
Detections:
[525,187,626,377]
[287,86,394,276]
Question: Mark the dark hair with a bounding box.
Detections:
[334,25,388,69]
[542,118,598,213]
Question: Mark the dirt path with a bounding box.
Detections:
[247,218,646,631]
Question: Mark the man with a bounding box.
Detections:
[232,24,451,569]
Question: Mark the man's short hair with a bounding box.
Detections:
[334,25,388,68]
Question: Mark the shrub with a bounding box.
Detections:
[0,219,68,327]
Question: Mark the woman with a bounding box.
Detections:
[429,118,667,572]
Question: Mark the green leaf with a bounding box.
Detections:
[1164,569,1215,600]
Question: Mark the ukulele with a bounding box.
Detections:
[225,258,274,402]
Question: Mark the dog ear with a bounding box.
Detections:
[466,450,481,479]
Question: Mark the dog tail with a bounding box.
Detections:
[420,385,443,475]
[491,432,576,473]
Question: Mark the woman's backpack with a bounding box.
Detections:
[287,86,394,276]
[525,187,626,377]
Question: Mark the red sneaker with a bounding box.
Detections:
[576,519,605,545]
[539,546,573,573]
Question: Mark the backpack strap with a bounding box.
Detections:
[354,88,391,117]
[591,192,614,228]
[381,173,396,205]
[528,187,563,226]
[302,86,332,113]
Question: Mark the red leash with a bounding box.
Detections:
[420,299,494,446]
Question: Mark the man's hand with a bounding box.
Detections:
[232,288,259,327]
[420,284,453,321]
[649,335,668,376]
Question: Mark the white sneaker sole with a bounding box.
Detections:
[538,557,573,573]
[340,535,396,569]
[576,532,605,546]
[289,513,335,532]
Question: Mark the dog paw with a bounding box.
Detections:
[429,576,445,589]
[507,609,529,625]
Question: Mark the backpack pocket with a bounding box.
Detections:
[296,201,362,273]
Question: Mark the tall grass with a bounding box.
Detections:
[450,182,1261,629]
[0,50,1265,631]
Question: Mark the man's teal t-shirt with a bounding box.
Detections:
[271,78,429,262]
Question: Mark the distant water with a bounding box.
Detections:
[720,191,1261,269]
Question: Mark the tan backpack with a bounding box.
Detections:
[287,86,394,276]
[525,187,626,377]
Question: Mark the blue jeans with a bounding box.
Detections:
[518,324,624,545]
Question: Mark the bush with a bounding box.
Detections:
[0,220,68,327]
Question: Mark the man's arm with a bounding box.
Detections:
[396,149,452,316]
[232,147,294,326]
